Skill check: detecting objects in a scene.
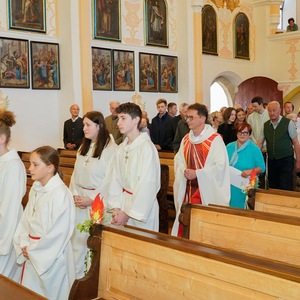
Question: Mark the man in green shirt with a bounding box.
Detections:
[259,101,300,190]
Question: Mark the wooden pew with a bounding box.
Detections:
[0,274,46,300]
[57,148,77,158]
[179,203,300,267]
[254,188,300,217]
[69,224,300,300]
[60,156,76,165]
[158,151,174,196]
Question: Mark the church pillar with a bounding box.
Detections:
[78,0,93,113]
[191,0,204,103]
[269,4,281,34]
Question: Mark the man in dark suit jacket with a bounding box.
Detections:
[165,102,189,151]
[63,104,84,150]
[150,98,172,150]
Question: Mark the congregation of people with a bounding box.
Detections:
[1,96,300,299]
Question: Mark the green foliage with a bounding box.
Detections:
[77,219,93,233]
[77,219,94,275]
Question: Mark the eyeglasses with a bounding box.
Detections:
[185,115,202,121]
[237,131,249,136]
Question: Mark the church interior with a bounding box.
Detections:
[1,1,300,299]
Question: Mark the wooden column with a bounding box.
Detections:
[78,0,93,113]
[191,0,204,103]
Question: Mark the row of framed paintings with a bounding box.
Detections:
[8,0,169,48]
[0,37,60,89]
[92,48,178,93]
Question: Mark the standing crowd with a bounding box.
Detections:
[1,97,299,299]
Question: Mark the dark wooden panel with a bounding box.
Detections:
[235,76,283,109]
[0,275,47,300]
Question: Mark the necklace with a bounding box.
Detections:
[84,143,94,166]
[32,192,45,216]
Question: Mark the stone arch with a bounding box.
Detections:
[210,71,242,109]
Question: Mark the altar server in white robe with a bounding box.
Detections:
[171,103,230,237]
[0,110,26,281]
[70,111,118,279]
[14,146,75,300]
[104,102,160,231]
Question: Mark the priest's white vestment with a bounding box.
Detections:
[171,125,230,236]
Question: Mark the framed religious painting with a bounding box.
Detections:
[93,0,121,42]
[8,0,46,33]
[92,47,112,91]
[145,0,168,47]
[234,12,250,60]
[0,37,30,88]
[30,41,60,89]
[202,5,218,55]
[159,55,178,93]
[113,50,135,91]
[139,52,159,92]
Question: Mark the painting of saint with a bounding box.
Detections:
[145,0,168,47]
[94,0,121,41]
[235,13,250,59]
[202,5,217,55]
[8,0,46,33]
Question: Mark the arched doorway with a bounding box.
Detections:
[234,76,283,109]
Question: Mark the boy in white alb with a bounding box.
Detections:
[104,102,160,231]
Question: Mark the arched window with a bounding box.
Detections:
[210,82,230,112]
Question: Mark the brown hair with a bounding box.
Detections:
[0,110,16,144]
[79,111,110,158]
[156,98,167,106]
[32,146,62,179]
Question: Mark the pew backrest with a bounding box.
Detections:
[180,203,300,267]
[158,151,174,196]
[69,224,300,300]
[0,274,47,300]
[57,148,77,158]
[255,188,300,218]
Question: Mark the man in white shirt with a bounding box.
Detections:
[284,101,294,115]
[247,96,269,148]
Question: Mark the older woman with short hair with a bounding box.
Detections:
[226,122,265,208]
